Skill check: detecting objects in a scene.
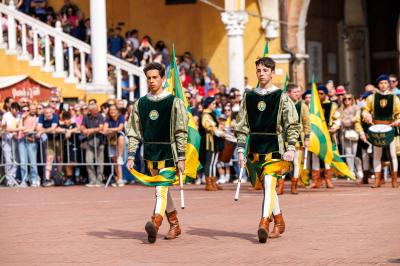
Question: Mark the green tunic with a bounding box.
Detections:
[246,89,282,154]
[138,94,174,162]
[373,93,394,121]
[235,86,300,155]
[126,91,188,164]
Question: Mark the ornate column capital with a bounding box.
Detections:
[221,11,248,36]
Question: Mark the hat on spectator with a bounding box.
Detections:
[203,97,215,108]
[335,85,346,95]
[375,74,389,85]
[317,85,328,94]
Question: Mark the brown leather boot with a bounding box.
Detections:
[291,178,298,194]
[360,171,369,184]
[145,214,163,243]
[205,176,217,191]
[277,179,284,195]
[391,171,398,188]
[164,210,181,240]
[308,170,321,188]
[212,176,223,190]
[324,170,334,189]
[371,172,382,188]
[269,213,285,238]
[257,217,270,243]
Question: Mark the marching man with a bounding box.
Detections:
[361,74,400,188]
[126,62,188,243]
[285,84,311,194]
[235,57,300,243]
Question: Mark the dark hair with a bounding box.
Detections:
[286,83,298,93]
[143,62,165,78]
[255,57,275,71]
[88,99,97,104]
[389,74,398,80]
[61,111,72,120]
[10,102,20,111]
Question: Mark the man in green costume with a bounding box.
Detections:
[235,57,300,243]
[126,62,188,243]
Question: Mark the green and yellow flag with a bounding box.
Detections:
[164,46,201,181]
[309,78,334,165]
[309,78,355,180]
[263,40,269,57]
[331,145,355,180]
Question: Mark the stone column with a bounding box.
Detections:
[221,11,248,93]
[89,0,112,91]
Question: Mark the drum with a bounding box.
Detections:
[367,124,395,147]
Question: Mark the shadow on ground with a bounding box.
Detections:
[186,227,259,244]
[87,229,148,243]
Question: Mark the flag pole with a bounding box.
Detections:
[179,172,185,209]
[234,136,249,201]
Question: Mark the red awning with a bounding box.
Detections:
[0,75,56,101]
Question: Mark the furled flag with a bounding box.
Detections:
[309,77,334,166]
[163,46,201,181]
[309,77,355,180]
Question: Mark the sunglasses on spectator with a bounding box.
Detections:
[390,80,398,83]
[51,100,59,103]
[21,101,28,104]
[22,109,29,112]
[344,98,353,100]
[224,109,231,112]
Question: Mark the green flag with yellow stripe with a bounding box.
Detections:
[309,78,334,165]
[164,46,201,181]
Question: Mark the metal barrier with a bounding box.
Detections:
[0,131,127,188]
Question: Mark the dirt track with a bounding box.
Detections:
[0,180,399,265]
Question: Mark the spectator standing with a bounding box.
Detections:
[108,27,124,57]
[1,103,23,187]
[30,0,48,22]
[17,104,39,187]
[36,106,59,187]
[104,104,125,187]
[81,104,105,187]
[56,111,79,186]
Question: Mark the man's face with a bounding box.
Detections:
[378,80,390,92]
[44,108,53,120]
[318,90,326,102]
[287,87,300,102]
[64,119,71,126]
[29,105,37,116]
[390,77,398,89]
[11,107,18,116]
[90,106,98,116]
[146,69,163,93]
[256,65,274,85]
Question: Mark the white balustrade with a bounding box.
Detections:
[80,50,86,84]
[0,2,147,98]
[42,34,52,72]
[115,67,122,99]
[19,23,29,60]
[65,45,77,83]
[7,0,17,54]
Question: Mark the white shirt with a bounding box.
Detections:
[255,85,280,95]
[147,90,171,101]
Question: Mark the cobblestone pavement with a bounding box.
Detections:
[0,180,399,265]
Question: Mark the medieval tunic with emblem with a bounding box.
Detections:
[235,86,300,156]
[362,90,400,125]
[126,91,188,166]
